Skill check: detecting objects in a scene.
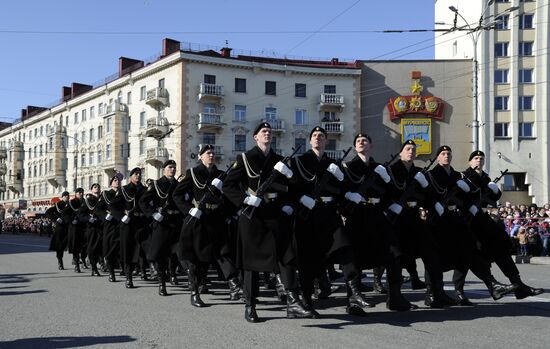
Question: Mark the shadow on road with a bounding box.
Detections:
[0,335,136,349]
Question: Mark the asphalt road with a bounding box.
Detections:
[1,233,549,349]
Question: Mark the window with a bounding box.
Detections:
[503,173,528,191]
[519,122,534,138]
[235,78,247,93]
[89,128,95,142]
[140,86,146,100]
[265,81,276,95]
[452,41,457,56]
[495,96,509,110]
[97,126,103,139]
[203,103,217,114]
[519,69,534,83]
[519,96,534,110]
[204,74,216,84]
[39,145,43,156]
[295,137,306,154]
[90,106,95,118]
[127,116,131,131]
[73,133,78,145]
[519,14,534,29]
[234,134,246,152]
[48,159,53,172]
[127,91,132,105]
[495,15,509,30]
[265,107,277,121]
[40,126,43,136]
[295,83,306,97]
[495,42,509,57]
[271,136,278,151]
[74,112,79,124]
[140,111,146,128]
[495,123,509,138]
[519,42,533,56]
[158,78,165,88]
[120,144,125,157]
[494,69,509,83]
[89,152,94,165]
[48,137,53,150]
[99,103,104,115]
[81,153,86,167]
[234,105,246,122]
[106,144,112,160]
[295,109,307,125]
[97,150,102,163]
[324,85,336,94]
[106,117,112,133]
[81,131,86,143]
[203,132,216,145]
[89,176,94,189]
[139,139,145,155]
[81,109,86,122]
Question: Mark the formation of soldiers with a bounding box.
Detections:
[46,122,544,323]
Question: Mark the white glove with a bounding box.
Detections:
[327,163,344,182]
[456,179,470,193]
[281,205,294,216]
[56,217,63,224]
[72,219,78,225]
[189,207,202,219]
[488,181,499,194]
[244,195,262,208]
[211,178,223,191]
[105,213,113,221]
[374,165,391,183]
[414,172,429,188]
[299,195,316,210]
[434,202,444,216]
[345,192,363,204]
[469,205,479,216]
[121,215,131,224]
[89,216,96,224]
[152,212,164,222]
[388,203,403,215]
[274,161,293,179]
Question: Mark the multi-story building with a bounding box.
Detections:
[0,39,362,215]
[435,0,548,204]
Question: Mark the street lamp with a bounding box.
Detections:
[448,1,519,151]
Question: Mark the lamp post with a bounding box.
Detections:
[448,2,520,151]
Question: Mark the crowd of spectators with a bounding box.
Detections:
[1,216,53,237]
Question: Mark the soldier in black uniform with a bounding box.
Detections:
[173,144,242,307]
[46,191,70,270]
[223,122,314,322]
[139,160,182,296]
[387,140,454,308]
[65,188,86,273]
[96,173,125,283]
[340,133,414,312]
[119,167,148,289]
[425,145,516,305]
[453,150,543,303]
[84,183,103,276]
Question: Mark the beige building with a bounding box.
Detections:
[435,0,548,204]
[0,39,362,215]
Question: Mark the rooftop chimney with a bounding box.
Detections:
[62,86,72,102]
[220,47,232,58]
[119,57,144,77]
[331,58,339,65]
[71,83,93,98]
[21,109,27,120]
[162,38,181,56]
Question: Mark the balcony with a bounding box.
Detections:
[100,101,128,117]
[144,117,169,138]
[145,87,169,108]
[326,149,345,161]
[319,93,345,110]
[197,113,224,131]
[0,179,5,192]
[321,121,344,135]
[0,146,6,159]
[145,147,169,167]
[262,118,286,133]
[0,163,6,176]
[197,144,224,159]
[198,83,224,101]
[7,177,22,193]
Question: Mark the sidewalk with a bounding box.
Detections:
[515,255,550,265]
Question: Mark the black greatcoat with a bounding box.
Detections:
[341,155,399,269]
[222,146,296,272]
[138,176,182,263]
[462,167,513,261]
[84,194,103,264]
[173,164,227,264]
[46,201,68,252]
[119,182,148,266]
[290,150,351,266]
[96,189,124,262]
[66,198,86,255]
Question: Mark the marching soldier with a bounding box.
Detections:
[425,145,516,305]
[119,167,148,288]
[138,160,182,296]
[173,144,242,307]
[223,122,314,322]
[453,150,543,303]
[46,191,70,270]
[84,183,103,276]
[65,188,86,273]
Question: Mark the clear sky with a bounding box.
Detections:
[0,0,438,122]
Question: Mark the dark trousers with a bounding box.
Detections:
[243,262,299,306]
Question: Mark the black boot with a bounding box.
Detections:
[198,268,209,294]
[81,258,89,269]
[100,261,108,273]
[425,283,456,308]
[262,272,276,290]
[373,267,387,294]
[108,264,116,282]
[158,271,168,296]
[514,282,544,299]
[125,265,135,289]
[228,277,243,301]
[188,266,206,307]
[140,265,148,281]
[387,282,417,311]
[302,293,320,319]
[410,276,427,290]
[286,290,315,319]
[455,290,474,306]
[170,273,179,286]
[274,274,287,303]
[315,271,339,300]
[347,276,374,316]
[91,264,101,276]
[486,277,517,300]
[149,262,158,281]
[245,304,260,323]
[57,257,64,270]
[73,257,81,273]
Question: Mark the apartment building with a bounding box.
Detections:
[435,0,549,204]
[0,39,362,215]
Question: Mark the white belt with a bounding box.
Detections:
[319,196,334,203]
[405,201,418,208]
[165,209,180,215]
[447,205,457,211]
[363,198,381,204]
